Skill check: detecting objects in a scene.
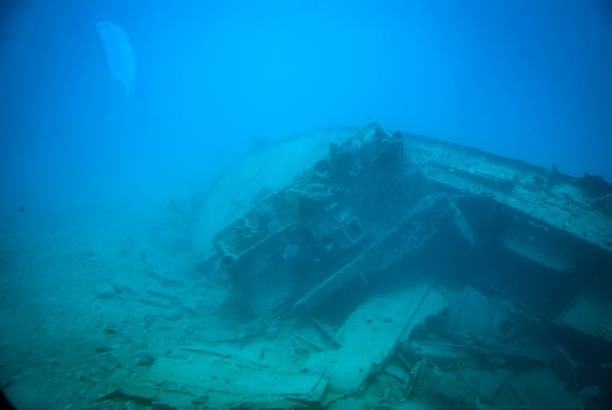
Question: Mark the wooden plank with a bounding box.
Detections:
[100,348,327,409]
[406,134,612,253]
[303,283,447,394]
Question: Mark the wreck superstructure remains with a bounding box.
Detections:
[102,124,612,409]
[210,124,612,340]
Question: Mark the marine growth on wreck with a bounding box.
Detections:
[90,124,612,409]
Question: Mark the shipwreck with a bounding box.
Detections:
[100,124,612,409]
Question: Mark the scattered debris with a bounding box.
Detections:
[92,124,612,408]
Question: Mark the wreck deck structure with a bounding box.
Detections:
[100,124,612,409]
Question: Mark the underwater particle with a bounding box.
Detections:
[17,205,25,212]
[96,20,136,97]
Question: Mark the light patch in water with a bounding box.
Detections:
[96,21,136,97]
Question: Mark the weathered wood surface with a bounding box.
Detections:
[406,133,612,253]
[99,346,327,409]
[304,283,447,394]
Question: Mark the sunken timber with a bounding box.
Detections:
[103,124,612,409]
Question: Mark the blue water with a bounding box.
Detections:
[1,0,611,212]
[1,1,612,409]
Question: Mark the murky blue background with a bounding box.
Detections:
[2,0,611,212]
